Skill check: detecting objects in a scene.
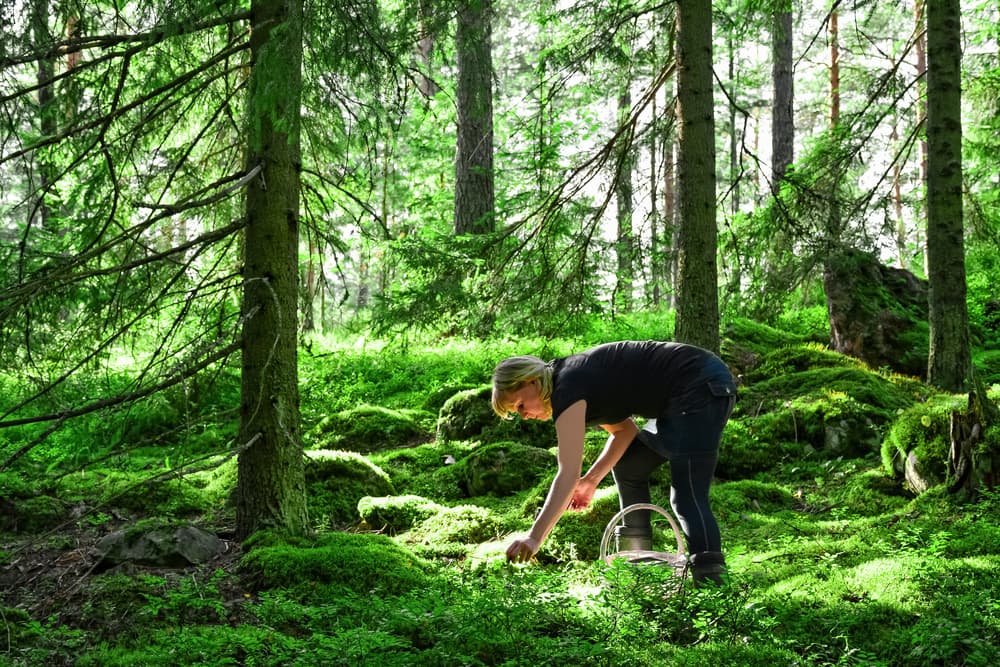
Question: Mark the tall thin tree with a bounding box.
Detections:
[454,0,495,235]
[236,0,309,540]
[674,0,720,353]
[924,0,971,393]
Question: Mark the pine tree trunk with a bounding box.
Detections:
[615,90,635,314]
[237,0,309,541]
[925,0,971,392]
[771,6,793,188]
[674,0,720,354]
[454,0,495,235]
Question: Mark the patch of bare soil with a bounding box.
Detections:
[1,512,244,640]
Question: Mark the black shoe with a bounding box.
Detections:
[688,551,727,587]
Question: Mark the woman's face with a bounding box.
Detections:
[505,378,552,421]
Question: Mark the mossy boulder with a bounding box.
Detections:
[824,247,930,378]
[880,394,967,493]
[455,441,556,497]
[95,521,224,569]
[726,354,928,473]
[436,386,555,445]
[305,449,395,528]
[406,504,505,545]
[309,404,430,453]
[721,318,812,378]
[357,494,443,534]
[240,531,431,598]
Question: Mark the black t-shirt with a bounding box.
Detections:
[549,341,731,425]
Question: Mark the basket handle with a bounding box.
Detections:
[599,502,686,561]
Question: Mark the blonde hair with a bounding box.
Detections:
[491,355,554,419]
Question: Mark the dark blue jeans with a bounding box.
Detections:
[611,378,736,555]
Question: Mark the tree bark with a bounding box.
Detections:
[771,5,793,189]
[454,0,495,235]
[237,0,309,541]
[925,0,971,392]
[615,89,635,314]
[674,0,720,354]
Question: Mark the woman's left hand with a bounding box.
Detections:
[568,477,596,510]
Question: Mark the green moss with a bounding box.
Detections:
[240,531,432,598]
[455,441,556,497]
[436,386,555,445]
[712,479,795,514]
[722,317,810,362]
[718,419,803,477]
[305,449,395,528]
[406,504,504,545]
[308,404,431,453]
[880,394,967,479]
[357,494,443,534]
[87,471,211,517]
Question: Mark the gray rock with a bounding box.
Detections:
[96,524,224,568]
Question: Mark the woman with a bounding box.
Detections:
[491,340,737,585]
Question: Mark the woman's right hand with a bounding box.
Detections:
[505,536,540,563]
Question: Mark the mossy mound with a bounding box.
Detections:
[455,441,556,497]
[240,531,431,598]
[357,494,443,534]
[727,360,928,472]
[66,471,211,517]
[718,419,803,478]
[309,404,431,453]
[369,440,476,497]
[305,450,395,528]
[406,504,505,545]
[721,318,811,377]
[435,386,555,445]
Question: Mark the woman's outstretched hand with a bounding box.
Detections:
[505,537,540,563]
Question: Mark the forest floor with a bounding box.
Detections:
[1,514,245,637]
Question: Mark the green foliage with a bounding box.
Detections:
[975,349,1000,386]
[539,491,621,562]
[240,531,433,599]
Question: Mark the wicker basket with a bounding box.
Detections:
[599,503,688,575]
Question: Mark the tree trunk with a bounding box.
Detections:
[771,5,793,189]
[914,0,929,270]
[674,0,720,354]
[454,0,495,235]
[615,89,635,314]
[925,0,971,393]
[237,0,309,541]
[416,0,439,98]
[30,0,56,232]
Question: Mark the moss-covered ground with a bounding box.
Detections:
[2,318,1000,666]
